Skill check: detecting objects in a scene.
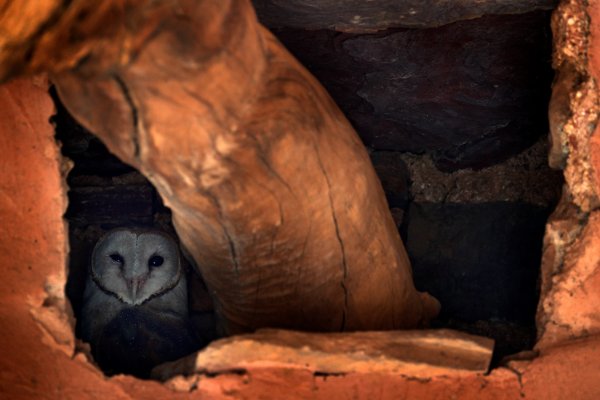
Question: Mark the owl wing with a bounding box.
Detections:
[80,276,123,345]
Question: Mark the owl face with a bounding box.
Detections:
[91,229,182,305]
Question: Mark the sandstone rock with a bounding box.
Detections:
[0,29,596,400]
[151,332,600,399]
[537,0,600,351]
[537,211,600,347]
[3,0,600,398]
[152,328,494,381]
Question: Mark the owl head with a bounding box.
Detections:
[91,228,183,305]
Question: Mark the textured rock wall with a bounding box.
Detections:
[270,12,553,171]
[1,0,600,399]
[537,0,600,349]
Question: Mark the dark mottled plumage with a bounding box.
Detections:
[94,307,198,377]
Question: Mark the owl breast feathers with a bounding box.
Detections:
[80,228,199,377]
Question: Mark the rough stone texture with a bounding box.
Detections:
[274,12,553,171]
[0,76,77,396]
[537,0,600,349]
[3,0,600,398]
[548,0,599,212]
[1,8,600,399]
[252,0,557,31]
[589,0,600,210]
[399,138,563,206]
[153,329,495,380]
[539,212,600,347]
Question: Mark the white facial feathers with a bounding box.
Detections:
[91,229,182,305]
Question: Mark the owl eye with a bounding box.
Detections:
[109,253,124,265]
[149,255,164,267]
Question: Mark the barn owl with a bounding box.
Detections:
[80,228,199,377]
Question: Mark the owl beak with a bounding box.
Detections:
[127,276,147,303]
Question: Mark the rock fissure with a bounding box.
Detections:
[196,185,242,279]
[312,143,349,331]
[111,73,141,161]
[501,365,526,398]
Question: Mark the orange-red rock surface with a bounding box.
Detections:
[2,0,600,398]
[537,0,600,352]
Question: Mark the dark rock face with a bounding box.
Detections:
[253,0,556,31]
[403,202,549,324]
[274,12,553,171]
[65,184,155,226]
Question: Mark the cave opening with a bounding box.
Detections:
[54,7,562,378]
[51,88,217,378]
